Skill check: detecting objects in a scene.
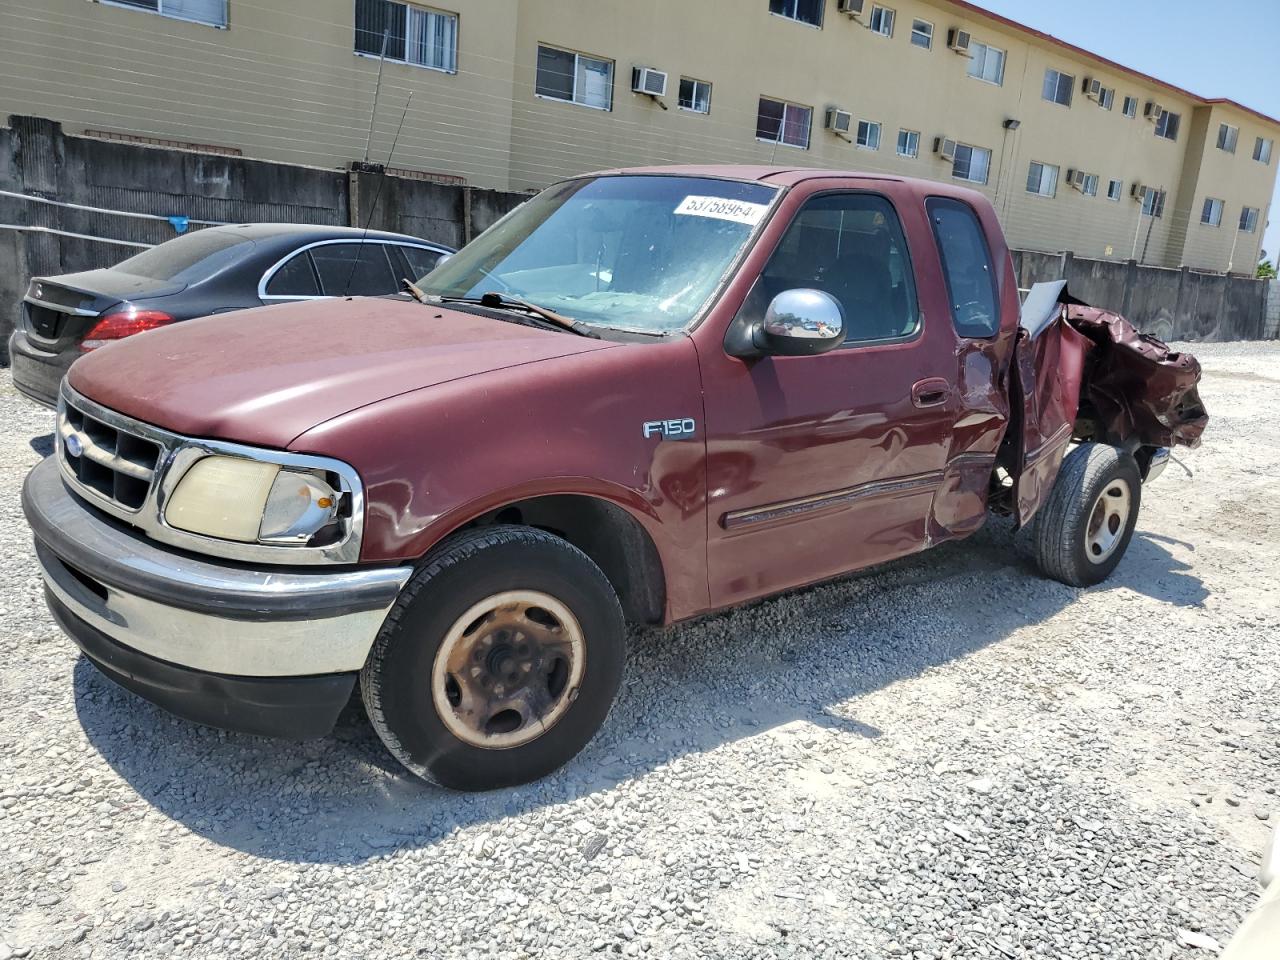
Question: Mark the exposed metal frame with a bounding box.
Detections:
[257,237,453,302]
[58,382,367,565]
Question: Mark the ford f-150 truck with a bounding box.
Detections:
[22,166,1206,791]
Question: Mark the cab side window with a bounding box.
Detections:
[311,243,398,297]
[755,193,919,344]
[927,198,1000,338]
[400,245,445,279]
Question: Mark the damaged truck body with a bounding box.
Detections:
[22,166,1206,790]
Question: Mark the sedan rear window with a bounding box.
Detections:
[114,230,255,283]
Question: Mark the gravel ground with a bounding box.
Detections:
[1,341,1277,960]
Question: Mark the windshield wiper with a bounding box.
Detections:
[402,277,430,304]
[435,291,599,338]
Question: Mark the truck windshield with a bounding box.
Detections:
[417,175,779,334]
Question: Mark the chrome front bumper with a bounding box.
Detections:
[24,454,410,682]
[1145,447,1171,483]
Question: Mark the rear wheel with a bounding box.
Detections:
[1034,443,1141,587]
[361,526,625,790]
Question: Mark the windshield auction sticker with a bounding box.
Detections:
[674,195,769,226]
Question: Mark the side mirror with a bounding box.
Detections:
[754,289,846,357]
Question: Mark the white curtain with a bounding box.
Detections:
[407,7,457,72]
[162,0,228,27]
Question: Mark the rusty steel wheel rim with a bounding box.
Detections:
[431,590,586,750]
[1085,478,1132,565]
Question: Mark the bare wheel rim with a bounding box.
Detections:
[431,590,586,750]
[1084,478,1132,565]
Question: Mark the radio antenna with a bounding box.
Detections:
[342,89,414,297]
[363,29,390,164]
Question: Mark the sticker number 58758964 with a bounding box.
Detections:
[673,196,769,226]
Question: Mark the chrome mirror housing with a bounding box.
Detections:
[754,288,846,356]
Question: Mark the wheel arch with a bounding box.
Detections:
[423,492,668,626]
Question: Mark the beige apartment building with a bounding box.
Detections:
[2,0,1276,271]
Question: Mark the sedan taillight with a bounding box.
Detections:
[80,309,176,351]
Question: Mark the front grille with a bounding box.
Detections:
[59,398,163,511]
[25,301,69,339]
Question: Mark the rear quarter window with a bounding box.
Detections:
[264,251,321,297]
[926,197,1000,338]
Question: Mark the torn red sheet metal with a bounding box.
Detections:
[1064,304,1208,450]
[1011,294,1207,526]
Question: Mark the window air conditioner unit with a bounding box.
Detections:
[934,137,957,161]
[825,108,853,135]
[838,0,865,17]
[1083,78,1102,101]
[1144,101,1163,122]
[1067,169,1087,190]
[631,66,668,98]
[1130,183,1147,201]
[947,29,972,55]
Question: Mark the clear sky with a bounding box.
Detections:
[971,0,1279,270]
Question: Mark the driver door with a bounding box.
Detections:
[697,189,962,608]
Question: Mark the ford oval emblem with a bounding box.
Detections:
[65,433,83,457]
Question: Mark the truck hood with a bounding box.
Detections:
[67,297,619,448]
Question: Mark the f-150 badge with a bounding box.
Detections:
[642,418,696,439]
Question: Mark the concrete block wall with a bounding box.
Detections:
[1012,249,1271,342]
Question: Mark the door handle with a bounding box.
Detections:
[911,378,950,408]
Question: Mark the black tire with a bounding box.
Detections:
[1034,443,1142,587]
[361,525,625,790]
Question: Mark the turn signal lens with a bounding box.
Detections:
[80,309,176,351]
[259,471,341,543]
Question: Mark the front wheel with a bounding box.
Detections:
[1034,443,1141,587]
[361,526,625,790]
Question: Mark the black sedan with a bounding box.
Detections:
[9,223,453,408]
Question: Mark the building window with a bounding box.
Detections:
[1240,206,1260,233]
[868,5,895,37]
[1122,96,1138,118]
[1081,174,1099,196]
[104,0,227,27]
[1255,137,1274,164]
[897,129,920,158]
[1106,178,1123,202]
[769,0,822,27]
[1154,109,1180,141]
[1216,123,1239,154]
[757,97,812,148]
[1200,198,1224,227]
[910,19,933,48]
[952,143,992,185]
[966,42,1005,85]
[535,45,614,110]
[678,77,711,114]
[354,0,458,73]
[856,120,881,150]
[1026,161,1059,198]
[1097,86,1114,111]
[1043,68,1074,106]
[1141,187,1166,218]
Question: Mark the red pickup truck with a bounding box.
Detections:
[22,166,1206,791]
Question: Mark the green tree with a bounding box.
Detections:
[1259,260,1277,280]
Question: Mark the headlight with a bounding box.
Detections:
[165,456,341,545]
